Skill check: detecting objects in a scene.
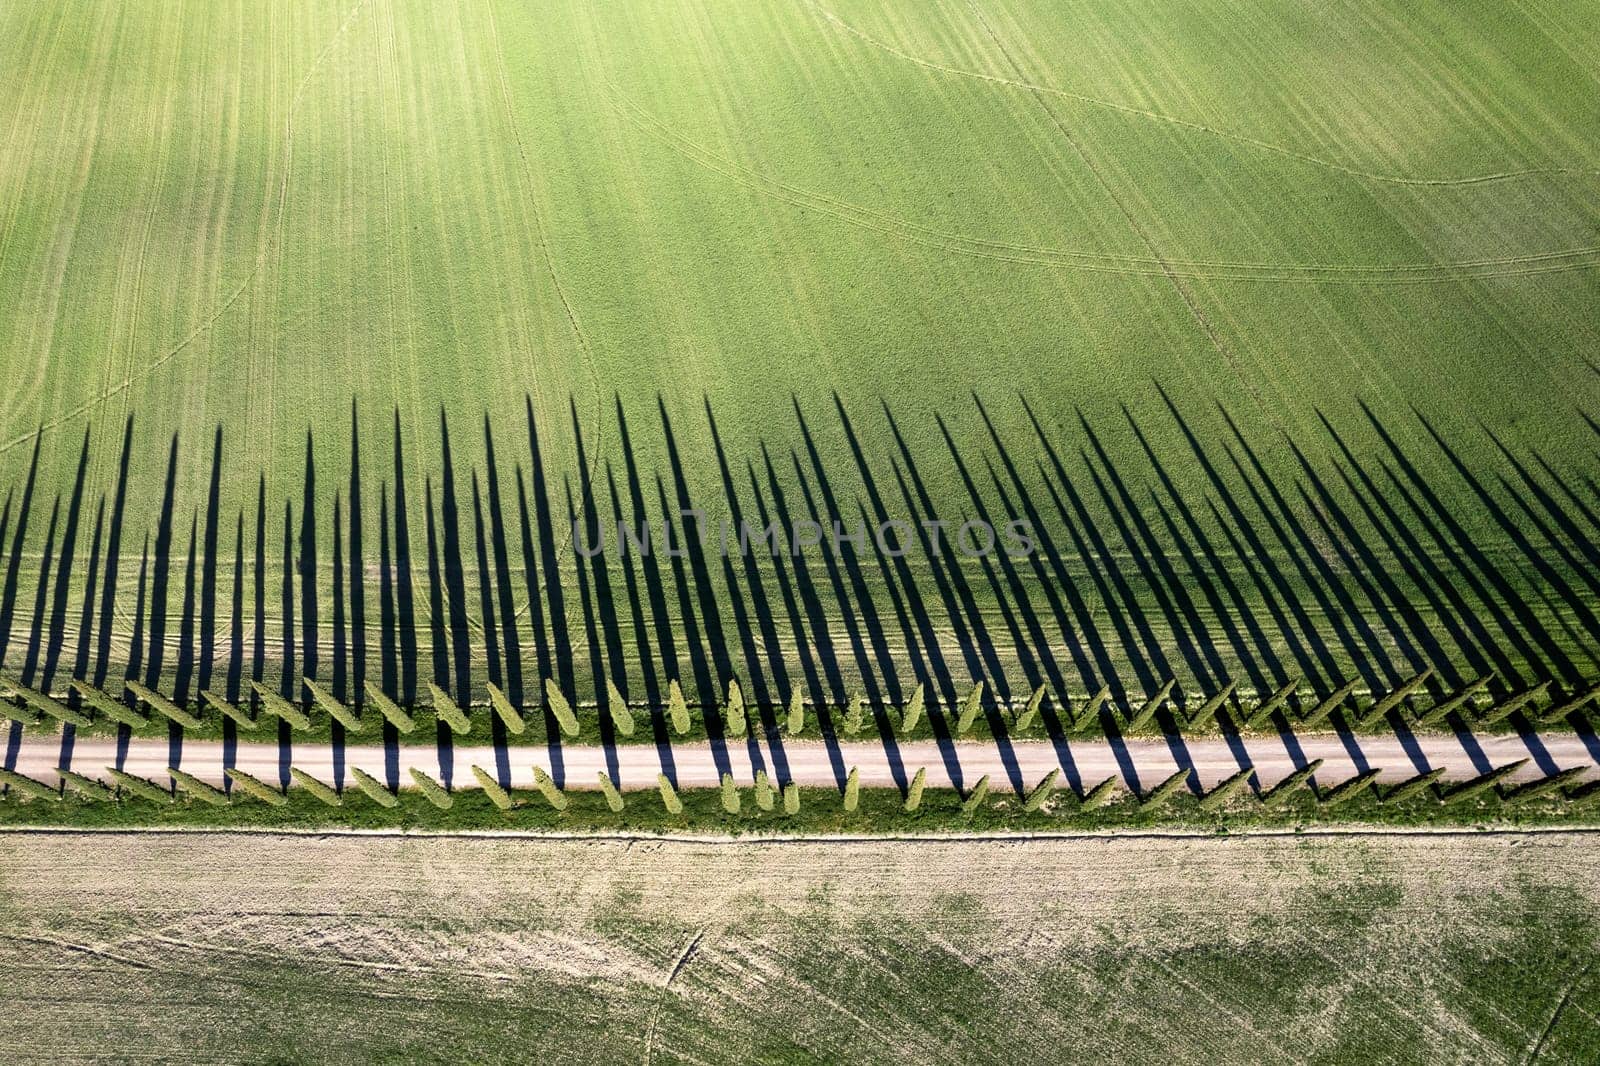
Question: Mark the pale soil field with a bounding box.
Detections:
[0,831,1597,1063]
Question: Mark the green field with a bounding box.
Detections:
[1,0,1598,720]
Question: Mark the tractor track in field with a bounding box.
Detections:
[802,0,1600,190]
[0,0,371,458]
[601,80,1600,285]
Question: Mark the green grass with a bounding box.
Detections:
[2,777,1597,835]
[0,0,1596,712]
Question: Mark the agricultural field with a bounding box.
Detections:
[1,830,1598,1062]
[0,1,1598,790]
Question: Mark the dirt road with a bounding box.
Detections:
[9,727,1596,791]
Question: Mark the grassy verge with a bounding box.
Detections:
[3,779,1597,835]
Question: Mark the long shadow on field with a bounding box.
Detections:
[525,395,574,701]
[472,472,511,788]
[437,413,472,714]
[483,417,524,710]
[330,496,347,776]
[171,516,198,714]
[41,431,92,696]
[93,416,135,692]
[392,410,419,706]
[981,397,1121,702]
[423,479,454,787]
[0,433,42,670]
[199,427,223,699]
[349,406,368,714]
[378,485,400,787]
[19,498,60,689]
[298,434,318,696]
[568,474,622,787]
[118,536,151,773]
[705,400,791,783]
[606,461,676,783]
[59,498,106,770]
[278,500,295,787]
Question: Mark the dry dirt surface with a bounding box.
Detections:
[1,831,1598,1063]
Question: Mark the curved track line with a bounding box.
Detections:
[803,0,1600,189]
[603,80,1600,285]
[0,0,370,456]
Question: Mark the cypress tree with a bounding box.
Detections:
[251,680,312,730]
[1538,682,1600,726]
[1380,767,1446,804]
[9,682,92,728]
[904,767,926,812]
[226,767,289,806]
[1501,766,1588,805]
[782,781,800,815]
[531,765,568,811]
[1198,767,1256,812]
[1357,668,1434,728]
[427,681,473,735]
[1125,678,1175,732]
[606,679,636,737]
[200,689,256,731]
[1415,674,1492,727]
[289,767,343,807]
[0,767,60,802]
[1241,675,1300,728]
[486,681,527,735]
[304,678,363,735]
[668,679,691,735]
[1316,769,1382,808]
[785,690,804,735]
[956,682,984,735]
[73,680,151,728]
[960,774,990,815]
[56,768,115,802]
[1441,759,1529,804]
[724,679,746,739]
[1565,782,1600,809]
[349,766,399,808]
[107,767,174,805]
[1015,685,1046,733]
[658,772,683,815]
[900,682,924,734]
[543,677,580,737]
[1136,768,1191,811]
[126,679,202,729]
[598,771,625,812]
[1299,678,1361,729]
[1184,682,1236,732]
[754,769,774,811]
[470,765,513,810]
[842,692,866,735]
[1074,684,1112,732]
[720,772,742,815]
[1478,683,1551,727]
[1262,759,1324,803]
[843,766,860,812]
[0,701,39,728]
[185,764,237,808]
[1080,775,1120,810]
[363,681,416,734]
[1022,768,1058,812]
[409,767,455,810]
